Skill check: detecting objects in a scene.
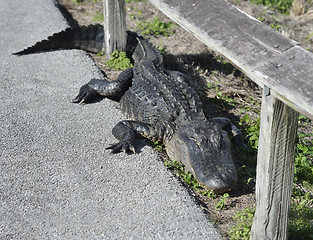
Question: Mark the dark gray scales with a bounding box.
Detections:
[14,24,138,56]
[14,21,245,193]
[72,38,245,193]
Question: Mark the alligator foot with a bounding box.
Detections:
[71,84,99,104]
[106,120,137,154]
[106,141,136,154]
[72,68,133,104]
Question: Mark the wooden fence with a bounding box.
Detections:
[103,0,313,239]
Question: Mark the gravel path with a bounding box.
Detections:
[0,0,222,239]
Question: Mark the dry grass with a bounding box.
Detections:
[291,0,305,16]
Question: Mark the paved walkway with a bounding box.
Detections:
[0,0,222,239]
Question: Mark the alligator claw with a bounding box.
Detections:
[128,144,136,154]
[71,84,98,104]
[106,141,136,154]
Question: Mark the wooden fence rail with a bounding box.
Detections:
[104,0,313,239]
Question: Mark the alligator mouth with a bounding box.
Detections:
[196,169,238,194]
[188,146,238,194]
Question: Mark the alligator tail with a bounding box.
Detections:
[14,24,105,55]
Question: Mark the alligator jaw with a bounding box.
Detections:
[165,125,237,194]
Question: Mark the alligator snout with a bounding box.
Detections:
[165,125,238,193]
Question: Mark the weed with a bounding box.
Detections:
[239,114,260,150]
[233,114,313,238]
[294,116,313,196]
[294,134,313,184]
[270,23,283,31]
[73,0,101,4]
[233,114,260,190]
[209,86,238,107]
[106,51,133,70]
[257,15,266,22]
[96,52,105,57]
[164,160,199,189]
[130,10,143,20]
[228,207,255,240]
[137,18,174,37]
[93,11,104,22]
[151,140,165,152]
[215,193,229,210]
[205,82,217,89]
[157,45,167,55]
[307,33,313,43]
[289,198,313,240]
[250,0,293,14]
[126,0,146,2]
[164,159,216,197]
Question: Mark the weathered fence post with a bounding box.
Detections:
[103,0,126,58]
[250,88,298,240]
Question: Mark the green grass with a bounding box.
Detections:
[294,116,313,197]
[228,207,256,240]
[229,114,313,239]
[307,32,313,42]
[130,10,143,20]
[126,0,146,2]
[137,18,174,37]
[163,158,217,198]
[72,0,101,4]
[289,198,313,240]
[250,0,293,14]
[270,23,283,31]
[106,51,133,70]
[164,159,201,190]
[93,11,104,22]
[215,193,229,210]
[239,114,260,150]
[151,140,165,152]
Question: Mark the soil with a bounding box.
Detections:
[58,0,313,238]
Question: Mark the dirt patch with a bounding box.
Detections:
[58,0,312,238]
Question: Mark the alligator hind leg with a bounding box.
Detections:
[72,67,133,104]
[212,117,246,147]
[106,120,162,153]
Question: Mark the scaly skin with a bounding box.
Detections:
[14,24,138,56]
[72,38,246,193]
[14,24,105,55]
[13,14,244,193]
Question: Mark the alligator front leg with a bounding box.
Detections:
[211,117,246,148]
[72,68,133,104]
[106,120,164,153]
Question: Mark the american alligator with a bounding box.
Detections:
[14,19,244,193]
[71,38,246,193]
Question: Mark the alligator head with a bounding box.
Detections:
[165,124,237,194]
